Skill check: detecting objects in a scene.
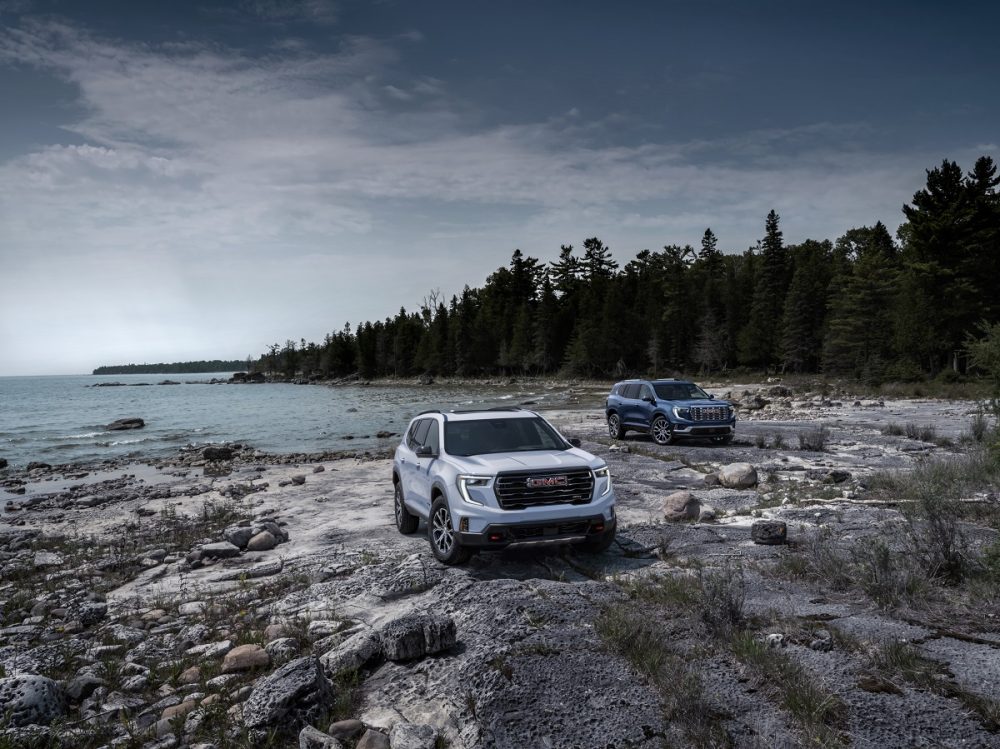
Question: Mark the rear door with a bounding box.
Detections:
[636,383,656,427]
[620,384,643,427]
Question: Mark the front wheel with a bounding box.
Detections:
[428,498,471,565]
[651,416,673,445]
[394,481,419,534]
[607,413,625,440]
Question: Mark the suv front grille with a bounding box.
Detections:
[494,468,594,510]
[690,406,729,422]
[509,521,590,540]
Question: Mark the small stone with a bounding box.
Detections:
[224,526,254,549]
[697,506,717,523]
[299,725,344,749]
[327,719,364,740]
[179,666,202,685]
[265,637,300,665]
[809,638,833,652]
[751,520,787,545]
[313,465,325,473]
[701,472,721,487]
[178,601,207,616]
[242,656,332,730]
[161,699,198,720]
[264,623,290,641]
[221,644,271,673]
[247,531,277,551]
[291,474,307,485]
[765,633,785,648]
[356,730,391,749]
[661,491,700,522]
[203,446,234,461]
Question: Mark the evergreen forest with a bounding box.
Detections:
[256,156,1000,384]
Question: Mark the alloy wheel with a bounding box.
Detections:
[432,506,454,555]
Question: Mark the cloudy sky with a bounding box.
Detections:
[0,0,997,375]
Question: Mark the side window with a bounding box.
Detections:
[424,420,440,454]
[623,384,639,399]
[639,385,654,401]
[407,419,430,449]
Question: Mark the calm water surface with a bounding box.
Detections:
[0,374,589,468]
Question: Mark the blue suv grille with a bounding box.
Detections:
[690,406,729,422]
[494,468,594,510]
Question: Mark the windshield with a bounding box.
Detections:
[444,417,569,457]
[653,383,710,400]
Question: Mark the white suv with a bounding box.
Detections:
[392,408,616,564]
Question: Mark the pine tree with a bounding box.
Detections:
[740,211,788,367]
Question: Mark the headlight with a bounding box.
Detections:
[672,406,691,420]
[593,465,612,497]
[457,475,489,506]
[728,405,736,418]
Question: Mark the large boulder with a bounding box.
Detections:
[106,418,144,431]
[0,675,67,727]
[247,530,278,551]
[242,656,333,730]
[223,525,254,549]
[661,491,700,521]
[718,463,758,489]
[378,613,456,662]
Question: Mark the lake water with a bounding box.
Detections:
[0,374,593,468]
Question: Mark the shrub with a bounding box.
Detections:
[698,564,745,636]
[904,422,937,443]
[798,425,829,451]
[883,422,905,436]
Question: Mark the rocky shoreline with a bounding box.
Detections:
[2,386,1000,748]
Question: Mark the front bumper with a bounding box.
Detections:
[671,423,735,437]
[457,515,615,549]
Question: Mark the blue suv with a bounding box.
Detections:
[605,379,736,445]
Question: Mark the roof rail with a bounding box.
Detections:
[416,409,441,416]
[448,406,525,414]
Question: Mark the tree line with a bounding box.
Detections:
[92,360,247,375]
[257,156,1000,383]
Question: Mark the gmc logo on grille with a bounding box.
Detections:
[527,476,568,488]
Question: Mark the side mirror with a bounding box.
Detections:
[642,396,655,404]
[708,394,715,400]
[568,437,582,448]
[416,445,435,458]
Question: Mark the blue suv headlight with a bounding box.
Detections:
[593,465,612,497]
[672,406,691,420]
[457,475,490,506]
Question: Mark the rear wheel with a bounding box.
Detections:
[394,481,419,534]
[429,497,471,565]
[651,416,673,445]
[607,413,625,440]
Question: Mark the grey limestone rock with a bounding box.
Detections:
[299,725,344,749]
[200,541,241,559]
[378,613,456,661]
[247,530,278,551]
[356,729,391,749]
[0,675,67,727]
[718,462,758,489]
[242,656,332,730]
[223,525,254,549]
[388,722,438,749]
[661,490,700,521]
[319,629,381,677]
[751,520,787,545]
[203,446,234,461]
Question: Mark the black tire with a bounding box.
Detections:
[607,413,625,440]
[428,497,472,565]
[580,527,616,553]
[712,435,734,446]
[650,416,673,445]
[394,481,419,534]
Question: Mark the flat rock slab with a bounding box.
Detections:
[750,520,787,545]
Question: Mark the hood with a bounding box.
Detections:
[450,449,599,474]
